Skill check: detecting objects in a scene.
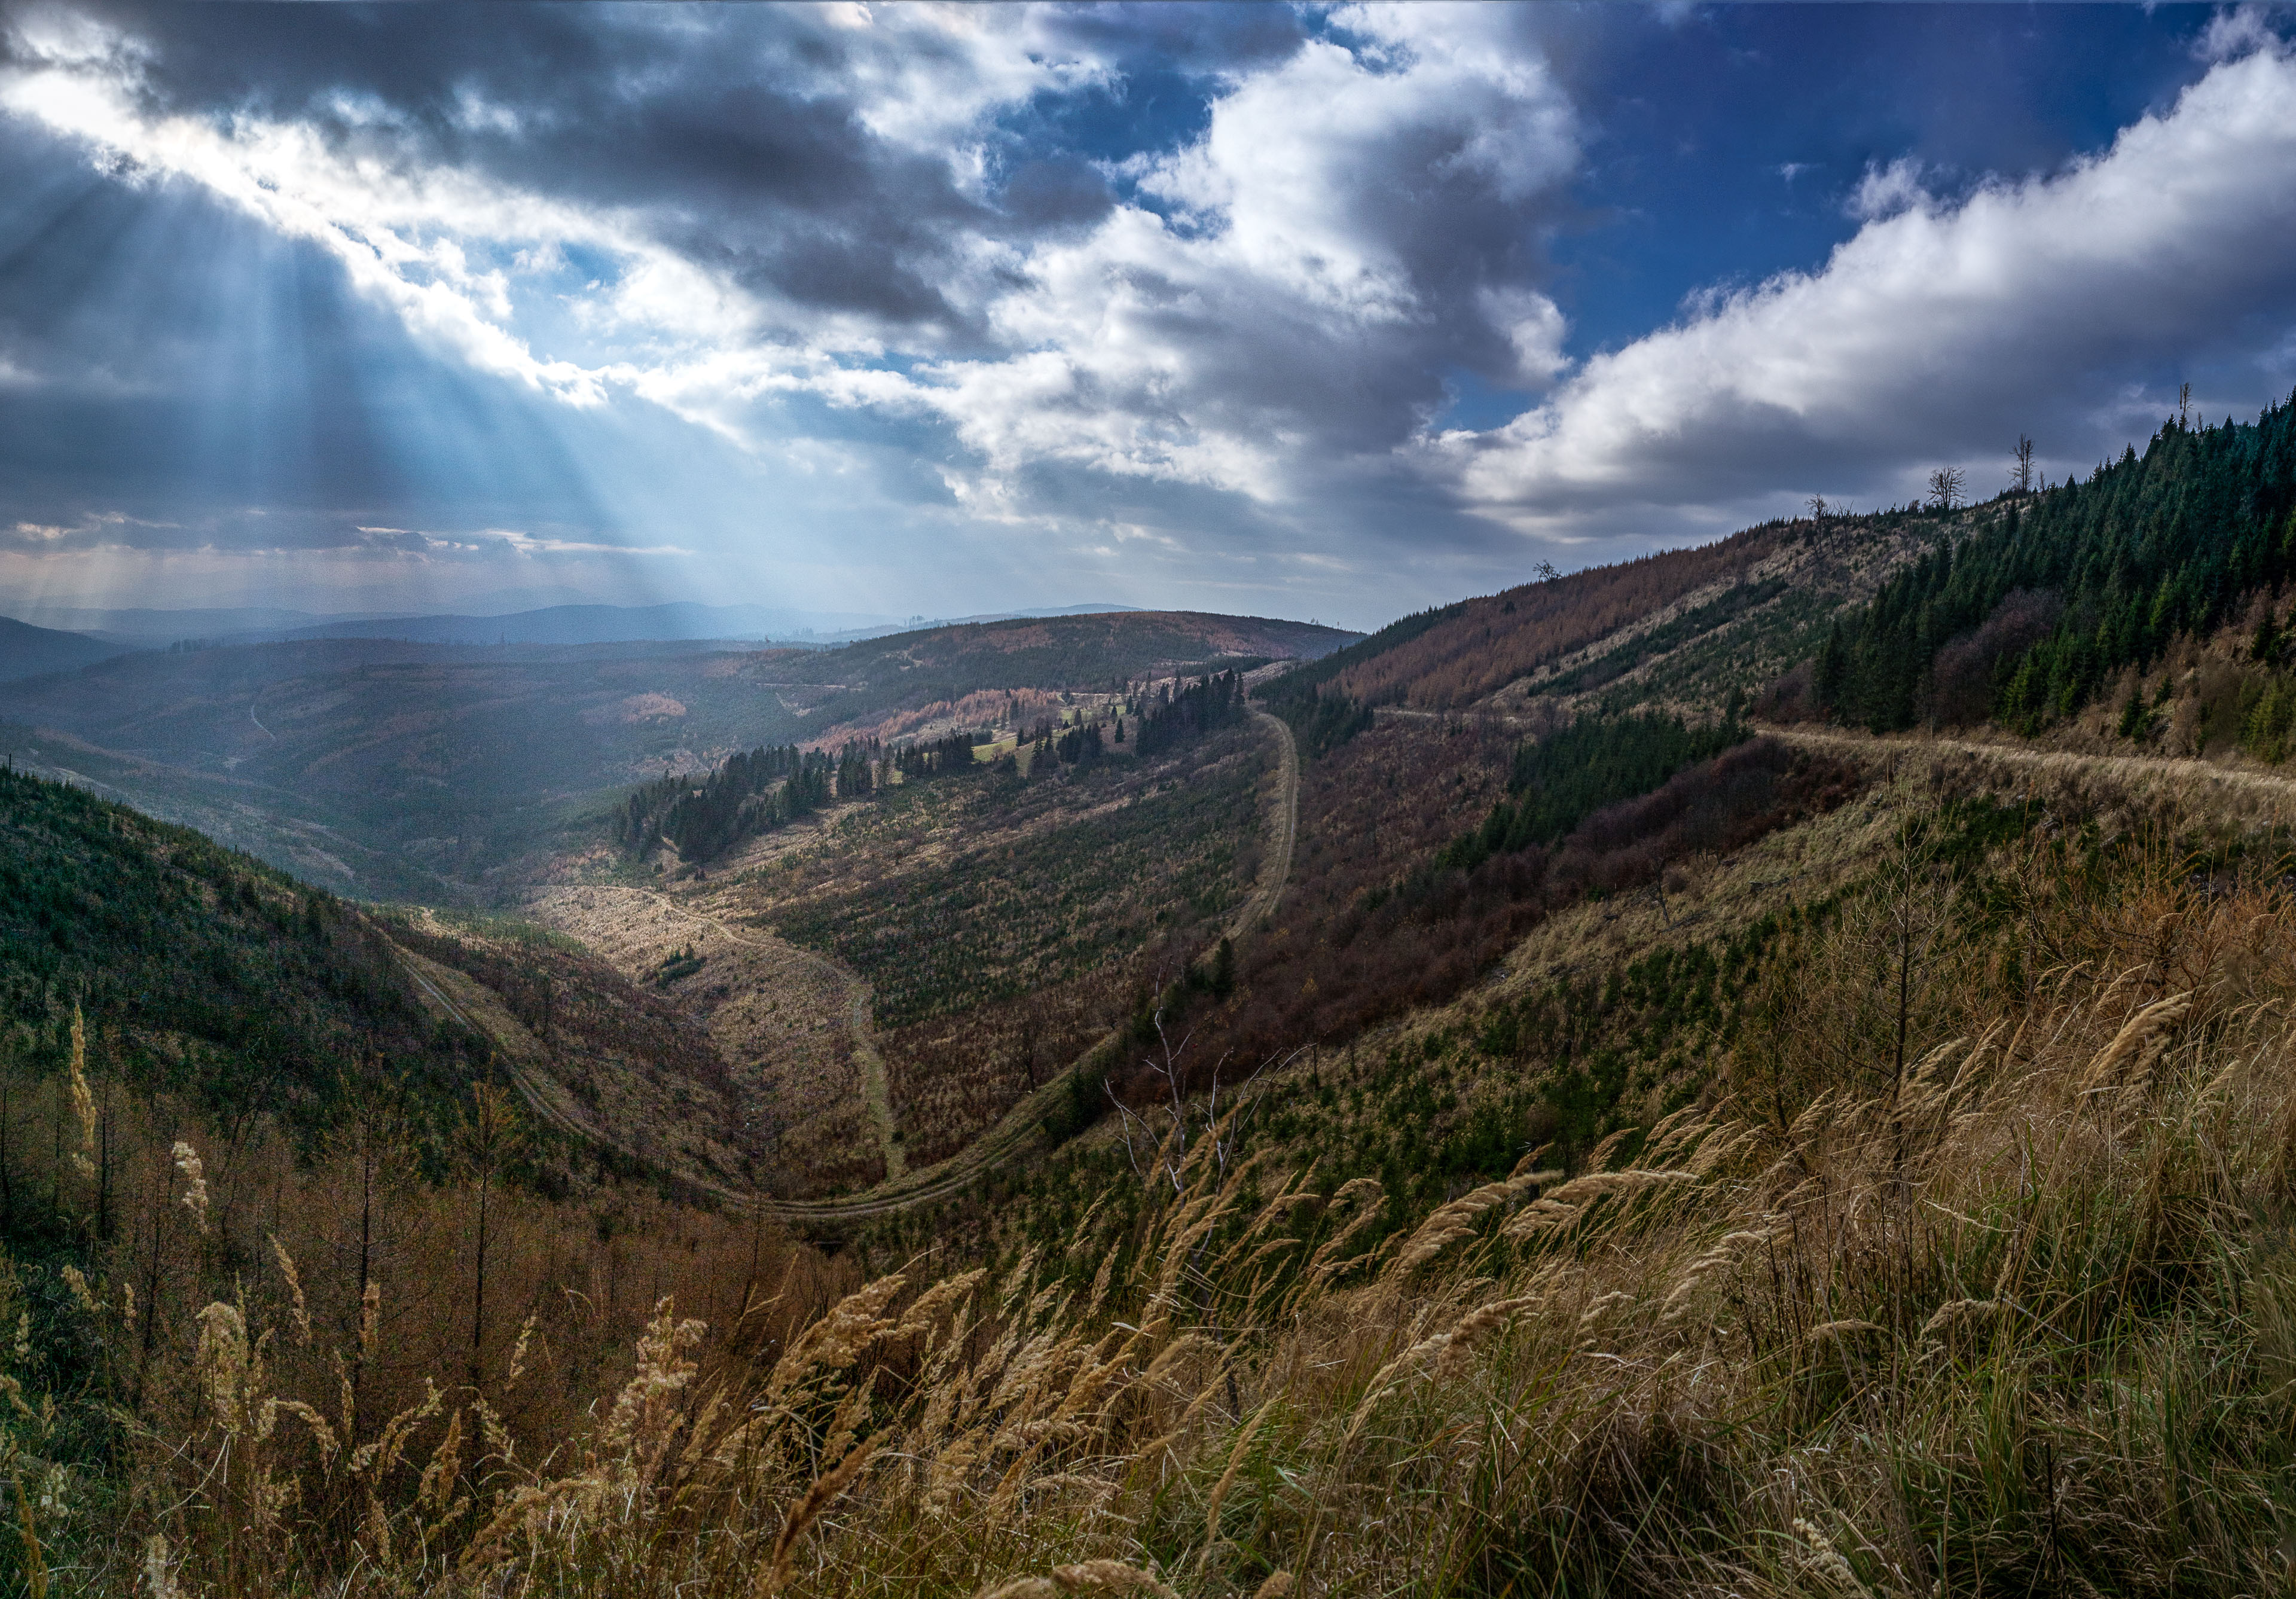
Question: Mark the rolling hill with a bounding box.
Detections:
[0,614,132,682]
[0,607,1355,898]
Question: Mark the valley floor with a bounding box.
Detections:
[472,710,1303,1214]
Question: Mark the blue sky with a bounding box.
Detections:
[2,2,2293,630]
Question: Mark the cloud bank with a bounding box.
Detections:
[2,4,2296,622]
[1441,35,2296,533]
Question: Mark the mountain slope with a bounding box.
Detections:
[0,765,484,1129]
[1262,510,1936,746]
[0,615,131,682]
[1,609,1356,897]
[798,609,1357,741]
[1819,396,2296,732]
[0,767,755,1190]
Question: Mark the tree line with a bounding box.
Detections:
[615,670,1251,866]
[1436,703,1750,875]
[1815,393,2296,733]
[613,743,845,863]
[1131,669,1247,756]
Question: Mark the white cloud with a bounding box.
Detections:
[1479,286,1570,385]
[1437,42,2296,532]
[1846,155,1930,221]
[0,26,623,402]
[2198,4,2289,63]
[1,2,1579,528]
[838,4,1578,501]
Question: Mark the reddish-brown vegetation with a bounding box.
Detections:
[1329,526,1790,710]
[1136,723,1863,1094]
[882,980,1119,1166]
[805,686,1073,752]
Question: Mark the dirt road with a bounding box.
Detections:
[1770,724,2296,814]
[432,706,1304,1226]
[1229,710,1299,939]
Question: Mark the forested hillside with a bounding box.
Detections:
[0,614,127,682]
[1818,394,2296,731]
[0,765,484,1133]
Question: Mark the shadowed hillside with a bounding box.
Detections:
[0,765,487,1136]
[0,614,130,682]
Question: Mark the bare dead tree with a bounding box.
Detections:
[2178,382,2193,429]
[1106,1011,1290,1195]
[1806,494,1830,520]
[2010,435,2036,495]
[1926,465,1965,511]
[464,1078,525,1392]
[1532,559,1559,582]
[1013,1009,1040,1094]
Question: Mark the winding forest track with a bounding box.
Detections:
[625,897,908,1182]
[1770,725,2296,812]
[422,707,1303,1226]
[1229,711,1298,939]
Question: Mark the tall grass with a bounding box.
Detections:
[23,829,2296,1594]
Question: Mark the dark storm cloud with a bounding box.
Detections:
[13,3,1031,337]
[0,3,1607,621]
[996,157,1113,231]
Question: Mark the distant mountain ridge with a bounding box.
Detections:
[0,614,133,682]
[23,599,1147,651]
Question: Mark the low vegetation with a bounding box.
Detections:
[14,749,2296,1595]
[25,405,2296,1595]
[1150,715,1861,1091]
[771,734,1263,1164]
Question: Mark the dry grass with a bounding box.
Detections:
[22,783,2296,1595]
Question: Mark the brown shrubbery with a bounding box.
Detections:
[1326,525,1789,711]
[1165,726,1863,1086]
[1924,588,2063,726]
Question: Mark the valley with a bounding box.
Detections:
[2,609,1350,899]
[16,404,2296,1594]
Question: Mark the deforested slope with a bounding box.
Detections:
[1263,505,1940,752]
[1311,526,1795,710]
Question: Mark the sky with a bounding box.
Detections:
[4,3,2296,631]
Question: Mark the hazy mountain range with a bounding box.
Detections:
[0,599,1145,680]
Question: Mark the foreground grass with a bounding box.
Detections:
[19,818,2296,1595]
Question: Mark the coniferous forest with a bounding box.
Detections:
[1818,395,2296,731]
